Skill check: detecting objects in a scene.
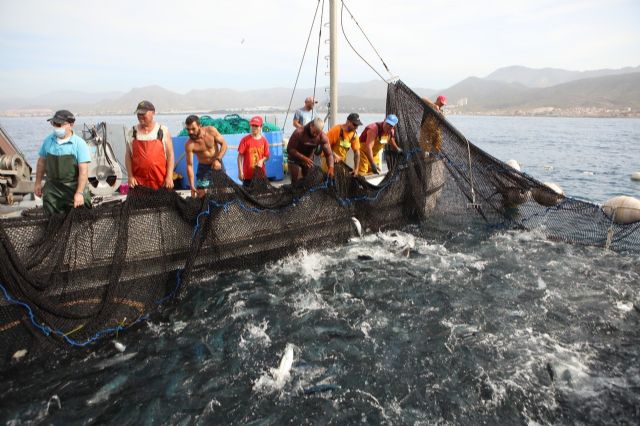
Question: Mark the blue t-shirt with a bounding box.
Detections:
[293,108,314,127]
[38,132,91,164]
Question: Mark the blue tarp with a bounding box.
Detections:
[172,131,284,188]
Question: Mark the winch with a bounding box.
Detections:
[0,124,33,204]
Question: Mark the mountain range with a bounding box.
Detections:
[1,65,639,117]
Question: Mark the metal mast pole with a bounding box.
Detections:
[329,0,338,127]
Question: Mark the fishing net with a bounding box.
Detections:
[1,80,638,365]
[177,114,281,136]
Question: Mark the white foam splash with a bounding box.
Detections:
[616,301,634,312]
[291,290,332,317]
[172,321,188,334]
[239,320,271,350]
[268,249,333,282]
[360,322,372,338]
[230,300,246,319]
[537,277,547,290]
[253,343,296,394]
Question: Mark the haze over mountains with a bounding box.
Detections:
[1,65,639,117]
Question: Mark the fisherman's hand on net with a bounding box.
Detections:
[128,176,138,188]
[302,156,314,168]
[327,166,335,179]
[213,158,223,171]
[73,192,84,208]
[370,163,379,174]
[164,175,174,189]
[34,183,42,197]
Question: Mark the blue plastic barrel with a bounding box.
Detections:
[172,131,284,188]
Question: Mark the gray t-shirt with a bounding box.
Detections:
[293,108,314,127]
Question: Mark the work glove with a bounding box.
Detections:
[370,163,379,174]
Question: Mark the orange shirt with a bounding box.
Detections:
[326,125,360,161]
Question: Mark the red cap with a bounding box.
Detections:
[436,95,447,105]
[249,116,263,127]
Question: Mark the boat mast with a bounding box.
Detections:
[329,0,338,127]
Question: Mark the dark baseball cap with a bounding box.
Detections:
[47,110,75,125]
[347,113,362,126]
[135,100,155,114]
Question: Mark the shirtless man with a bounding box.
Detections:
[184,115,228,198]
[287,117,334,183]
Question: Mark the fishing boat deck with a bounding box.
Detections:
[0,171,388,220]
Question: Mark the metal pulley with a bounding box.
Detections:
[0,154,30,188]
[83,123,123,196]
[88,162,122,196]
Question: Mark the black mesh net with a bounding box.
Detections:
[1,80,638,365]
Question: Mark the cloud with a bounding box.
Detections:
[0,0,638,98]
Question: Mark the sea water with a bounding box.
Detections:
[0,115,639,424]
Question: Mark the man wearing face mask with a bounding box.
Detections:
[358,114,402,175]
[34,110,92,214]
[125,100,175,190]
[183,114,228,198]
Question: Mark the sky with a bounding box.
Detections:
[0,0,639,99]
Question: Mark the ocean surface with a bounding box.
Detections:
[1,115,639,424]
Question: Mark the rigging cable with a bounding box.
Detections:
[312,0,326,116]
[282,0,323,135]
[340,0,392,82]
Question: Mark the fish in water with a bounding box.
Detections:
[11,349,27,362]
[46,395,62,414]
[303,383,340,395]
[253,343,296,393]
[86,374,128,406]
[351,217,362,237]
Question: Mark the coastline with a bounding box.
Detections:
[2,107,639,119]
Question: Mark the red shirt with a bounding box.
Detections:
[238,134,269,180]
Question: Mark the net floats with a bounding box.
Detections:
[505,159,521,171]
[631,172,640,181]
[532,182,565,207]
[501,187,531,208]
[500,160,530,208]
[602,196,640,224]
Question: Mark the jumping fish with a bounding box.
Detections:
[274,343,295,383]
[351,217,362,237]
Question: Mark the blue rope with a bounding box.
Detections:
[0,283,148,348]
[156,269,184,305]
[191,177,333,240]
[0,148,426,348]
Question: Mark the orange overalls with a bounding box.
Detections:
[131,127,167,190]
